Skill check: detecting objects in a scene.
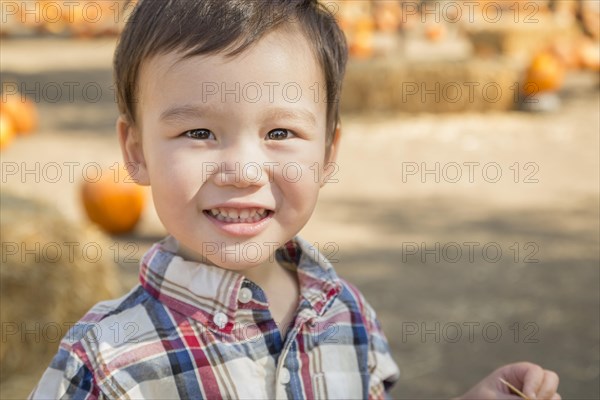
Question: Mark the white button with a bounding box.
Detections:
[238,287,253,304]
[279,367,290,384]
[213,312,228,329]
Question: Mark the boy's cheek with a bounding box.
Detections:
[146,148,211,182]
[273,162,323,190]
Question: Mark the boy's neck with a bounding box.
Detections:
[241,255,297,291]
[175,241,298,292]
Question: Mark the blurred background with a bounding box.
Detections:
[1,0,599,398]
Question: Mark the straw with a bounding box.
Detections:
[499,378,530,400]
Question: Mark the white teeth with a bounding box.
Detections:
[207,207,269,223]
[227,209,239,219]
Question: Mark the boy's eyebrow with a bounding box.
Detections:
[159,104,317,127]
[260,107,317,128]
[159,104,216,123]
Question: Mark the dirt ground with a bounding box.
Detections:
[1,38,599,399]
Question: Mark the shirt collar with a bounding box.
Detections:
[139,235,343,332]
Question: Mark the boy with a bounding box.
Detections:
[31,0,560,398]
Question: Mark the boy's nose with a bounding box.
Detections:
[212,149,270,188]
[214,163,268,188]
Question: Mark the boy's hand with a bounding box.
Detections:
[458,362,560,400]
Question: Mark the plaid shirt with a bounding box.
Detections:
[30,235,400,399]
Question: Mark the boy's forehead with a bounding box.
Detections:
[137,28,326,116]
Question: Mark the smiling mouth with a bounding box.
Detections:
[202,208,273,223]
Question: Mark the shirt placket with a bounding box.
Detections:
[274,302,316,399]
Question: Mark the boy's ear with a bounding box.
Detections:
[117,115,150,186]
[321,124,342,188]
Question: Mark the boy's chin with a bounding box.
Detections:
[174,236,289,272]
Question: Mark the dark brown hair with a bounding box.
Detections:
[114,0,348,151]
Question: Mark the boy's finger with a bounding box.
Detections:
[551,393,561,400]
[536,370,559,400]
[520,364,544,399]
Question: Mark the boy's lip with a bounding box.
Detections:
[204,201,274,211]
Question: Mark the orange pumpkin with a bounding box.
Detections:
[551,40,580,70]
[1,95,38,134]
[81,168,146,234]
[336,15,352,33]
[374,4,402,33]
[36,0,69,35]
[578,37,600,71]
[354,16,375,33]
[0,111,16,150]
[523,51,565,95]
[67,2,95,38]
[349,30,374,59]
[425,24,445,42]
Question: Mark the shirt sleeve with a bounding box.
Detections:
[29,347,102,400]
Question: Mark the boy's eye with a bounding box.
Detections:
[266,128,294,140]
[183,129,214,140]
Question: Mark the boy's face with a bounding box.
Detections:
[119,27,339,271]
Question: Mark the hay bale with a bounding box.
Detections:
[341,57,520,113]
[0,191,121,390]
[464,11,580,65]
